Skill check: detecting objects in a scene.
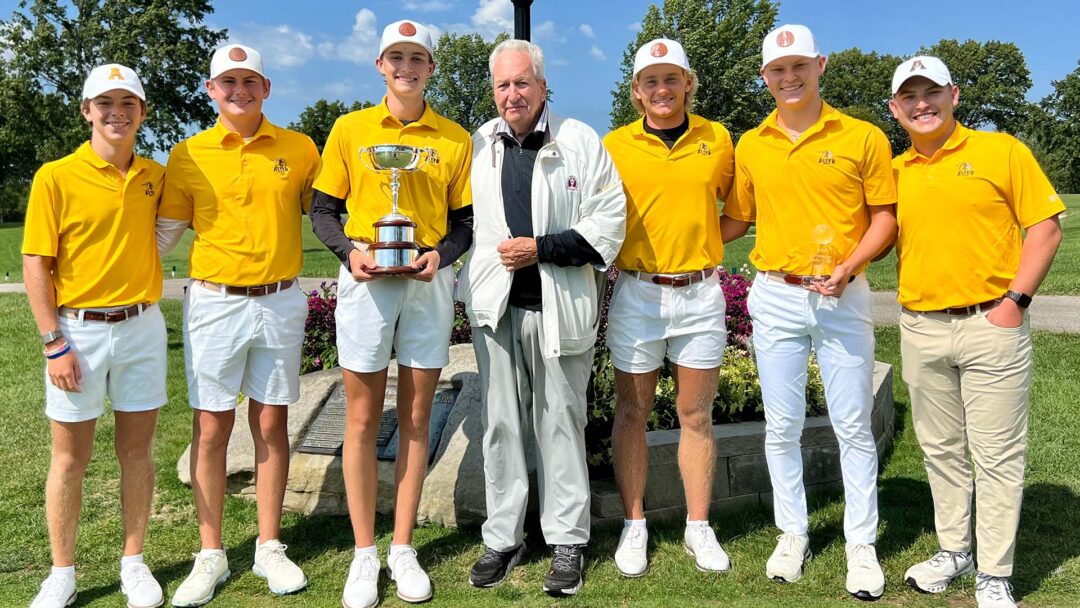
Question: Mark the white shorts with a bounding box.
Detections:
[46,304,167,423]
[335,262,455,373]
[183,281,308,411]
[606,270,728,373]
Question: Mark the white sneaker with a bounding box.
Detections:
[252,540,307,595]
[904,550,974,593]
[29,573,76,608]
[342,552,381,608]
[121,563,164,608]
[170,552,230,607]
[765,533,810,583]
[976,573,1018,608]
[614,524,649,577]
[845,544,885,601]
[683,524,731,573]
[387,547,432,603]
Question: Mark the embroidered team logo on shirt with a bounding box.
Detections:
[567,175,578,191]
[957,161,975,177]
[697,142,711,156]
[818,150,835,165]
[143,182,155,197]
[428,149,440,166]
[273,157,290,176]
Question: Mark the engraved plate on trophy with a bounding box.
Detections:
[358,144,434,274]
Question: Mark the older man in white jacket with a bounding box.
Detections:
[457,39,625,598]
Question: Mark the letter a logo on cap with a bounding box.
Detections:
[229,47,248,61]
[108,67,124,81]
[399,21,417,36]
[650,42,668,57]
[777,30,795,47]
[910,59,926,72]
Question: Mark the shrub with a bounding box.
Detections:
[301,281,338,373]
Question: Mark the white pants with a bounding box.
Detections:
[606,271,727,373]
[335,263,455,373]
[748,274,878,545]
[473,307,593,550]
[183,281,308,410]
[47,305,167,422]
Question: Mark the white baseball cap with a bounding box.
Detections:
[82,64,145,101]
[210,44,265,79]
[891,55,953,95]
[761,24,819,68]
[633,38,690,78]
[379,20,434,58]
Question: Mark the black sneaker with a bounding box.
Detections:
[469,544,525,587]
[543,544,585,597]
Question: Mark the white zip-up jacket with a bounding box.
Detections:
[457,111,626,359]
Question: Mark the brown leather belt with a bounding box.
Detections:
[197,278,295,297]
[59,303,149,322]
[622,268,715,288]
[908,299,1001,316]
[761,270,856,286]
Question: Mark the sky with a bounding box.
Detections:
[4,0,1079,136]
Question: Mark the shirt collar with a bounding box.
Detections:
[898,122,970,163]
[211,114,277,144]
[756,101,841,140]
[494,102,550,140]
[76,141,146,174]
[628,112,702,138]
[376,96,439,130]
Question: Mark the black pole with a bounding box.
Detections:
[512,0,533,41]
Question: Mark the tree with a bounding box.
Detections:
[0,0,225,219]
[920,39,1034,134]
[609,0,778,140]
[288,99,374,152]
[819,48,906,153]
[427,32,509,133]
[1026,60,1080,193]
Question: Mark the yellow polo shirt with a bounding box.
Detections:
[893,124,1064,310]
[604,114,735,273]
[160,117,319,286]
[313,97,472,248]
[730,103,896,276]
[22,142,163,308]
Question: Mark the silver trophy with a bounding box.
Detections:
[358,144,435,274]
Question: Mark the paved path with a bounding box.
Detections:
[2,278,1077,333]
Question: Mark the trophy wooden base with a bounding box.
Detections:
[368,266,420,275]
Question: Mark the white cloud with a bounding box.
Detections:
[628,22,642,33]
[579,24,595,38]
[550,58,570,67]
[469,0,513,38]
[589,45,606,61]
[403,0,454,11]
[534,20,565,43]
[328,8,380,64]
[227,24,315,70]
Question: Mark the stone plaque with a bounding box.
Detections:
[298,382,459,463]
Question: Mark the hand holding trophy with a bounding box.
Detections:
[358,144,435,274]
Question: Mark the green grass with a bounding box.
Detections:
[1,294,1078,606]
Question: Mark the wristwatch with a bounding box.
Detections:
[1004,290,1032,309]
[41,330,64,344]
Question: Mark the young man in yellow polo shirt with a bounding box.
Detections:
[309,19,472,608]
[889,56,1064,608]
[603,37,748,578]
[23,64,167,608]
[159,44,319,606]
[727,24,897,600]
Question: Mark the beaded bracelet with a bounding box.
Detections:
[44,342,71,359]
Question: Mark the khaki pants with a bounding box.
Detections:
[900,308,1032,577]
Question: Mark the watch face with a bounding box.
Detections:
[1007,291,1032,308]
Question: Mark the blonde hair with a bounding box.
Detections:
[630,67,698,116]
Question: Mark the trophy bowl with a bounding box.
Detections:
[358,144,434,275]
